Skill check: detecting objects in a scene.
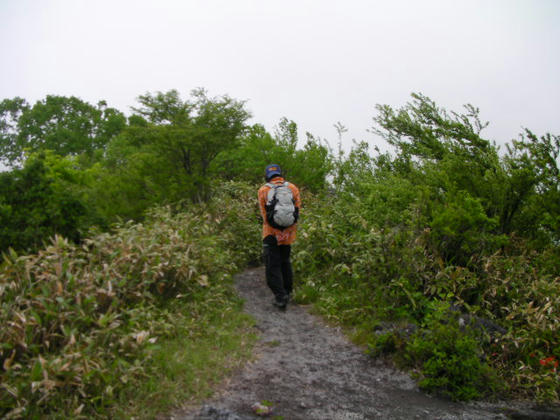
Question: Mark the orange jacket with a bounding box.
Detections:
[258,177,301,245]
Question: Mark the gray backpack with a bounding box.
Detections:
[265,182,298,230]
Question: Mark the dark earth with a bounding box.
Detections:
[168,267,560,420]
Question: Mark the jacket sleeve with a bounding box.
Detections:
[258,186,268,222]
[293,185,301,209]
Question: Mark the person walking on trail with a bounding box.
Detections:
[258,164,301,310]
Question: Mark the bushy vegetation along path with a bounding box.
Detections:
[169,268,557,420]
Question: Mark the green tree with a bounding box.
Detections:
[211,124,282,184]
[0,97,28,164]
[0,95,126,167]
[373,93,491,162]
[212,119,333,192]
[0,153,91,253]
[97,89,251,215]
[504,129,560,244]
[372,94,514,232]
[362,92,560,262]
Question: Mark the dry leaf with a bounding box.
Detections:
[198,275,209,287]
[3,350,16,371]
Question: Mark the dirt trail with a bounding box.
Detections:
[169,267,559,420]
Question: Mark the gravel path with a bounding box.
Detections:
[169,267,560,420]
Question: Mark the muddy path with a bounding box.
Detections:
[169,267,559,420]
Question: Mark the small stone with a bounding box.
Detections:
[251,402,272,416]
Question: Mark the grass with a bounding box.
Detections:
[112,300,257,419]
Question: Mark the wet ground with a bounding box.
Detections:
[169,267,560,420]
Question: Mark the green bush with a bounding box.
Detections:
[0,153,92,254]
[0,181,260,418]
[428,190,508,266]
[212,120,333,193]
[366,331,403,358]
[404,302,498,401]
[293,173,559,402]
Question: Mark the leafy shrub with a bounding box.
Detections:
[366,331,404,358]
[291,93,560,402]
[404,302,498,401]
[212,120,333,193]
[0,153,91,254]
[429,190,508,266]
[0,181,260,418]
[293,179,559,402]
[477,250,560,401]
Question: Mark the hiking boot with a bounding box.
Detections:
[273,297,287,310]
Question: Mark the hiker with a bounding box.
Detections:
[258,164,301,310]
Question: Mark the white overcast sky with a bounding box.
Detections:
[1,0,559,153]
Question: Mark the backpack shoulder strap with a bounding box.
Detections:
[266,182,289,188]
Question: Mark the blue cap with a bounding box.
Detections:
[265,164,282,180]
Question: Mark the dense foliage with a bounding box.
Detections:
[0,181,260,418]
[293,94,560,402]
[0,152,97,253]
[0,96,126,167]
[1,89,558,413]
[0,90,330,254]
[212,118,333,192]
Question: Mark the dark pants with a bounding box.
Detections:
[263,235,293,303]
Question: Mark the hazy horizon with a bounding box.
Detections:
[1,0,559,161]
